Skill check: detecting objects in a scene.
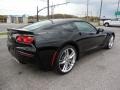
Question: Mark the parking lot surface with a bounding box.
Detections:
[0,25,120,90]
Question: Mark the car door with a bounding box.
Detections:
[110,19,119,26]
[118,19,120,26]
[73,21,105,52]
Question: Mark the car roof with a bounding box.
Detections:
[44,18,85,24]
[20,18,85,32]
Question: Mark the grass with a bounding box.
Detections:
[0,32,7,35]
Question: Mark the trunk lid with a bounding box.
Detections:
[7,28,34,44]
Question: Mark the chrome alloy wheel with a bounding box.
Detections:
[58,48,76,73]
[108,35,114,49]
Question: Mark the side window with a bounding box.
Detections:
[61,23,76,30]
[48,23,76,30]
[111,19,118,21]
[74,22,97,33]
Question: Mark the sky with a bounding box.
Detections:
[0,0,119,18]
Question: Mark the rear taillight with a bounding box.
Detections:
[16,35,34,44]
[16,36,23,43]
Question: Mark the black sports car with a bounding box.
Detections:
[7,19,115,74]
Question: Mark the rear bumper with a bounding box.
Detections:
[8,45,57,68]
[8,45,36,63]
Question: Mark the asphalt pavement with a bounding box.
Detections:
[0,24,120,90]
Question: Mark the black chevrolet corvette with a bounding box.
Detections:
[7,19,115,74]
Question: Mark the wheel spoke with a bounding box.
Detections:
[59,60,66,64]
[65,49,69,57]
[63,63,68,71]
[59,53,66,64]
[68,59,75,66]
[68,52,75,59]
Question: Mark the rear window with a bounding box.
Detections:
[22,20,53,31]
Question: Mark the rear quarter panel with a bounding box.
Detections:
[34,29,76,49]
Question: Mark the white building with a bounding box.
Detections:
[7,15,28,24]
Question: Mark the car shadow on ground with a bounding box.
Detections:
[11,48,108,76]
[78,48,106,63]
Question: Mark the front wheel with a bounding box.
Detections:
[104,35,114,49]
[55,45,77,74]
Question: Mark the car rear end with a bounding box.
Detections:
[7,20,66,69]
[7,29,59,68]
[7,28,37,64]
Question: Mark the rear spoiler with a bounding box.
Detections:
[7,28,34,35]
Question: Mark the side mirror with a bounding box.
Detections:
[97,28,104,34]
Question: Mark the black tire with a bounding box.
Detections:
[54,45,77,74]
[104,35,114,49]
[104,23,109,27]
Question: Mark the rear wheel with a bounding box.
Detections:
[55,45,77,74]
[104,23,109,27]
